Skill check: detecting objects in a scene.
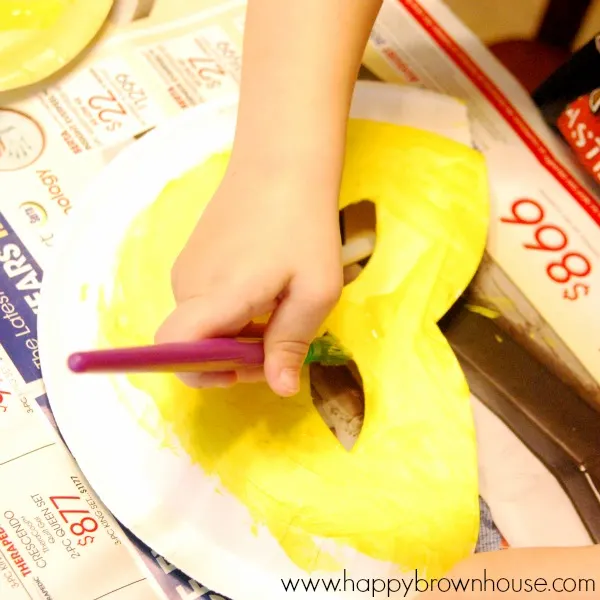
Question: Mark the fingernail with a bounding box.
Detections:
[178,371,236,389]
[280,369,299,396]
[214,380,233,388]
[237,366,265,383]
[203,372,237,388]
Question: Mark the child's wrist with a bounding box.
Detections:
[230,130,345,194]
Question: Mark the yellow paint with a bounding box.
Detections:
[465,304,501,319]
[0,1,67,30]
[481,295,515,310]
[98,121,489,577]
[0,0,113,91]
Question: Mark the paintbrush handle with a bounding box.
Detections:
[68,339,265,374]
[68,334,348,374]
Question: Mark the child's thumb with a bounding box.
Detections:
[155,291,276,388]
[263,282,340,397]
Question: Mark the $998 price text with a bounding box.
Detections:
[501,198,592,301]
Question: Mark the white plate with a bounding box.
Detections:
[38,82,473,600]
[0,0,114,91]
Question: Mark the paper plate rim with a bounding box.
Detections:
[0,0,114,92]
[38,82,475,600]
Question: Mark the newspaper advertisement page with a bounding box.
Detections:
[0,0,246,265]
[2,0,596,597]
[363,0,600,408]
[0,3,247,599]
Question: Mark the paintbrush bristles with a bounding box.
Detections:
[306,334,351,366]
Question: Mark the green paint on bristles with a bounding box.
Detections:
[304,333,351,366]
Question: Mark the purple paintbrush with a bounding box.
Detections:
[68,339,265,374]
[67,333,350,375]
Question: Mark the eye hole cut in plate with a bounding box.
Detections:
[310,200,376,451]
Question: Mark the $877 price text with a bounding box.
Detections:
[48,496,97,547]
[501,198,592,301]
[0,387,10,412]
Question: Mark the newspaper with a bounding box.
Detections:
[363,0,600,408]
[0,0,598,598]
[1,2,247,599]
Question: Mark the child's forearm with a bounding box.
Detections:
[230,0,382,191]
[425,546,600,598]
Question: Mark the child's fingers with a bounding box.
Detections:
[178,371,238,388]
[238,322,268,338]
[236,365,266,383]
[155,289,276,388]
[155,292,277,344]
[177,367,264,388]
[263,275,341,397]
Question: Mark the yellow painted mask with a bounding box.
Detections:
[98,119,489,578]
[0,0,113,91]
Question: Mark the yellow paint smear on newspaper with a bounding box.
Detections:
[0,0,113,91]
[98,120,489,577]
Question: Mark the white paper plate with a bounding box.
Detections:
[0,0,114,92]
[38,82,475,600]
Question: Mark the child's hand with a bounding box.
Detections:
[418,546,599,598]
[155,159,343,397]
